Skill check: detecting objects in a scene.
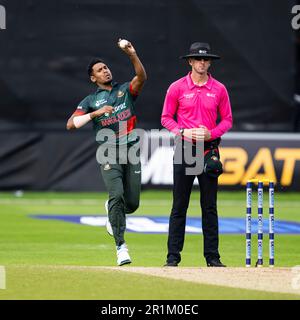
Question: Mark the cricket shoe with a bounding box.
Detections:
[206,258,226,267]
[105,200,113,236]
[164,261,178,267]
[116,243,132,266]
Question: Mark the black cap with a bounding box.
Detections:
[180,42,220,60]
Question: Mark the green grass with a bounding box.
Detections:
[0,190,300,299]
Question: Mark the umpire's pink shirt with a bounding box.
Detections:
[161,72,233,140]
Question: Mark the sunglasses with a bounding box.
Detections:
[194,57,210,61]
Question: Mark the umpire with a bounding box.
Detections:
[161,42,233,267]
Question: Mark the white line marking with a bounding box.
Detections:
[0,266,6,290]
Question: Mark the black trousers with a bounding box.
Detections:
[167,157,220,264]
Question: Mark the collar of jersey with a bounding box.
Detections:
[186,72,213,90]
[96,81,118,93]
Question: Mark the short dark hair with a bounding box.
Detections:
[87,58,105,77]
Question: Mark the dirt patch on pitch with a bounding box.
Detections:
[107,267,300,295]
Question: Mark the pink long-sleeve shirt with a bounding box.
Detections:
[161,72,233,140]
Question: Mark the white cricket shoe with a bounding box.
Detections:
[105,200,113,236]
[117,243,131,266]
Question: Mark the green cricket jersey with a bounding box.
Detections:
[74,82,139,145]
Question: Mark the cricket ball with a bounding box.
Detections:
[119,39,129,49]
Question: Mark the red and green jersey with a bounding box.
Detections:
[73,82,139,145]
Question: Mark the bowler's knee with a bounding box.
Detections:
[125,199,140,214]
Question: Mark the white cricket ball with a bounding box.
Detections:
[119,39,129,49]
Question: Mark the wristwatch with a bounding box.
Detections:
[179,128,185,136]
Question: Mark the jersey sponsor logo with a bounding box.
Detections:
[113,102,127,113]
[206,93,216,98]
[95,99,107,107]
[183,93,195,99]
[117,90,125,98]
[101,116,118,126]
[100,109,132,127]
[117,109,131,120]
